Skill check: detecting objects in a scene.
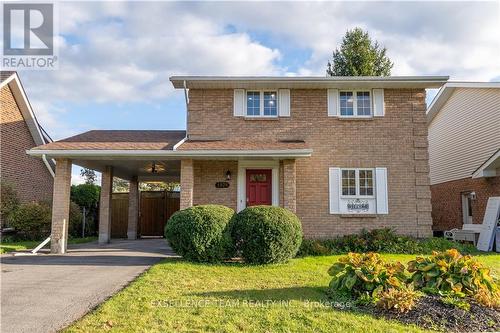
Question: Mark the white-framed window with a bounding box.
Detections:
[341,168,374,197]
[339,91,372,117]
[246,91,278,117]
[330,167,388,214]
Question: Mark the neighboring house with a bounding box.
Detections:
[0,72,55,209]
[27,75,448,254]
[427,82,500,235]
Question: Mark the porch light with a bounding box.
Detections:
[226,170,231,181]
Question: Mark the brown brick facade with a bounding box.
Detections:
[431,176,500,232]
[0,85,53,204]
[186,88,432,238]
[193,160,238,210]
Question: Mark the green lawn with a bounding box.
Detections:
[0,237,97,254]
[66,253,500,333]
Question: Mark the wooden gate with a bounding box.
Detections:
[111,191,180,238]
[111,193,129,238]
[139,191,180,237]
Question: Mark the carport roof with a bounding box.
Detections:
[31,130,187,151]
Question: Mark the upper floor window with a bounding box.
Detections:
[246,91,277,117]
[339,91,371,117]
[341,168,374,197]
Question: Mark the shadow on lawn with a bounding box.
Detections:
[189,286,328,302]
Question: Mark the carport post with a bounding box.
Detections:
[98,166,114,244]
[180,159,194,209]
[50,158,72,254]
[127,176,139,239]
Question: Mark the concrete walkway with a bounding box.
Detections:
[1,239,176,333]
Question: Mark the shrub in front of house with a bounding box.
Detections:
[0,182,20,228]
[164,205,235,262]
[9,202,52,240]
[230,206,303,264]
[297,228,478,257]
[8,200,83,241]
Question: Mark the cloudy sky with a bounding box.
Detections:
[12,1,500,183]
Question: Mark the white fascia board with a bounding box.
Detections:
[472,149,500,179]
[26,149,313,159]
[170,75,449,89]
[427,82,500,124]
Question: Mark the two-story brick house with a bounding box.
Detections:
[28,76,447,253]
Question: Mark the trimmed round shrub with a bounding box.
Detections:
[230,206,303,264]
[165,205,235,262]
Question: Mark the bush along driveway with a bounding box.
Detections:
[65,253,500,333]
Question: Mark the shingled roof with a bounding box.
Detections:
[176,139,308,151]
[32,130,187,150]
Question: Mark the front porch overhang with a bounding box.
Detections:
[27,148,312,182]
[27,148,313,159]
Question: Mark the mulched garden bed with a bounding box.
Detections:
[370,295,500,332]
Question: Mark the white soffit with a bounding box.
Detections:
[170,76,449,90]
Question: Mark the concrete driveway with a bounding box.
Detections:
[1,239,176,333]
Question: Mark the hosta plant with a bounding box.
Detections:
[328,252,406,298]
[408,249,499,307]
[376,284,421,313]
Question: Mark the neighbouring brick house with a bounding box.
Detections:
[28,75,447,254]
[427,82,500,235]
[1,72,55,224]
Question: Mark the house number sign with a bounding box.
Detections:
[347,199,369,212]
[215,182,230,188]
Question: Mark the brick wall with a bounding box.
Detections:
[193,160,238,210]
[187,88,432,238]
[0,85,53,204]
[431,176,500,232]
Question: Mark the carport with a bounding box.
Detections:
[27,130,186,254]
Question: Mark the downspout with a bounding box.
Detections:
[174,80,189,151]
[183,80,189,140]
[42,154,55,178]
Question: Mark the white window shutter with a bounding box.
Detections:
[278,89,290,117]
[327,89,339,116]
[375,167,388,214]
[234,89,245,116]
[373,89,385,117]
[329,167,341,214]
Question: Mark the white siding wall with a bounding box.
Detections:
[428,88,500,185]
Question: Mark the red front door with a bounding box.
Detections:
[246,169,272,206]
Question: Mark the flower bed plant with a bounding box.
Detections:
[327,249,500,331]
[408,249,500,308]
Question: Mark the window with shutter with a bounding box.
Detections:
[329,167,388,214]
